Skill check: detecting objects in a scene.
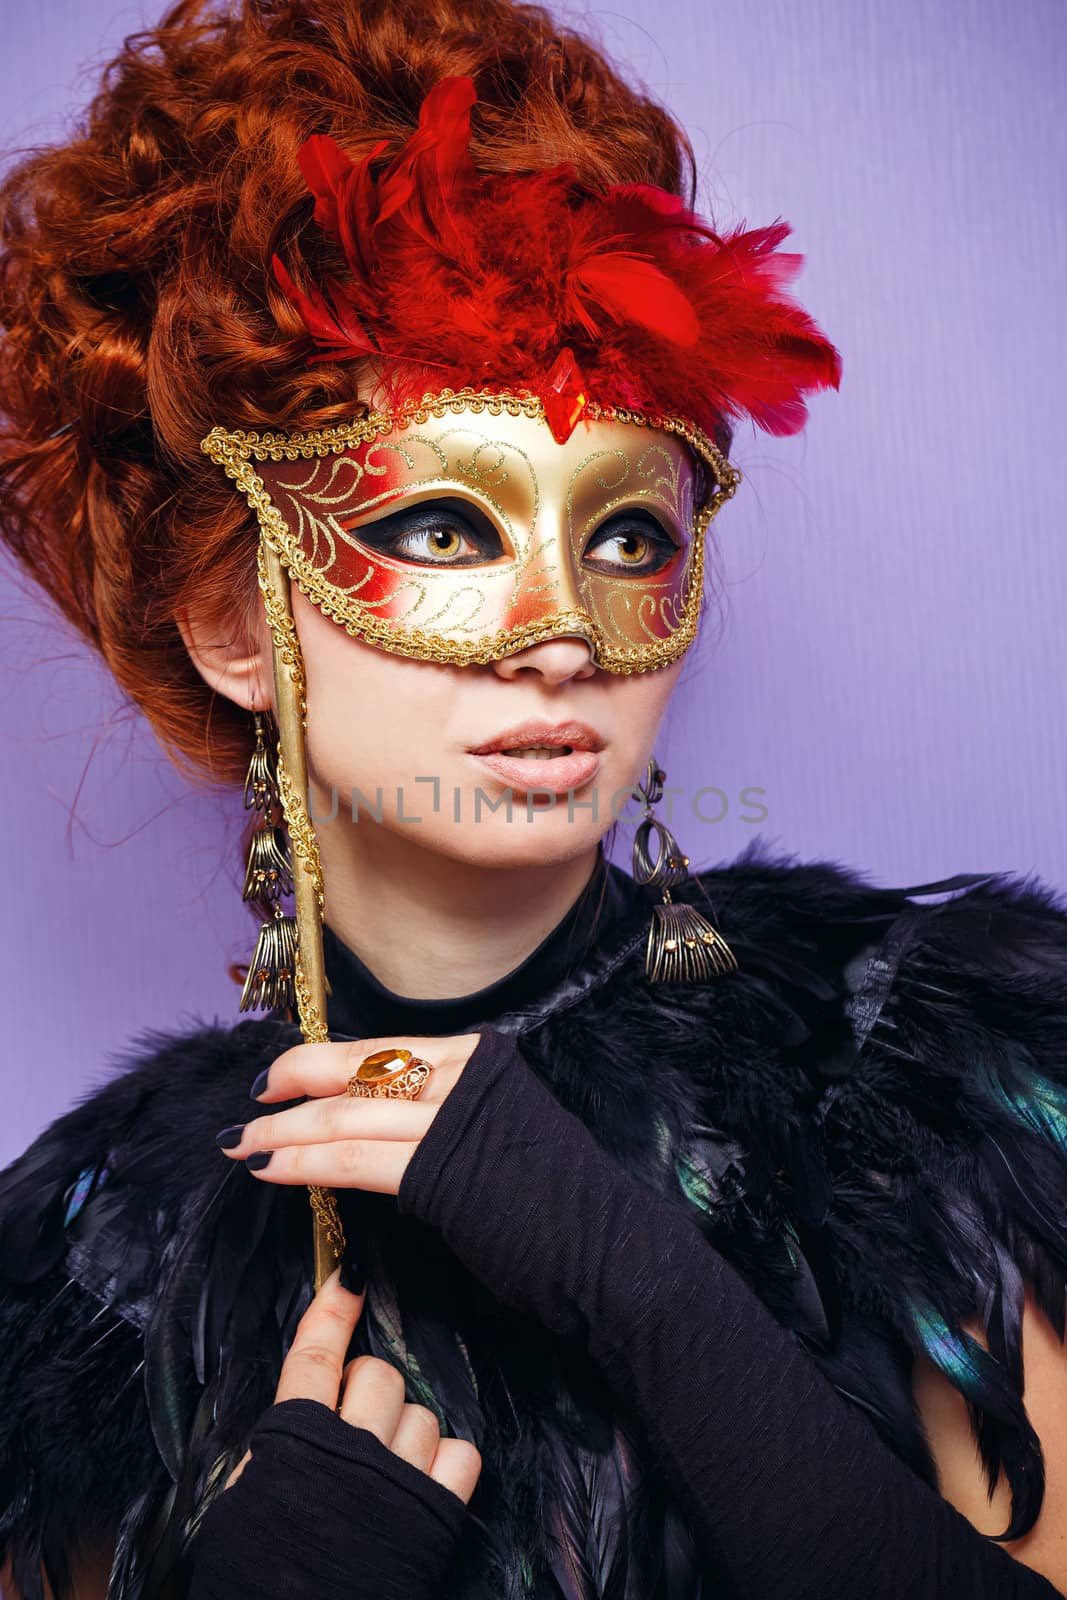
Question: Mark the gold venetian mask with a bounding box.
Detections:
[202,390,741,673]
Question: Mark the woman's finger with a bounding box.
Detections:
[252,1034,478,1104]
[337,1361,482,1501]
[428,1437,483,1505]
[385,1404,443,1474]
[218,1093,435,1161]
[337,1353,407,1445]
[225,1448,252,1490]
[241,1138,419,1193]
[273,1267,364,1405]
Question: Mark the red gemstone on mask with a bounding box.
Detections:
[542,348,589,444]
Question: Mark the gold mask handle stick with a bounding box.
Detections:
[257,530,347,1289]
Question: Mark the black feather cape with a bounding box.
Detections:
[3,839,1067,1600]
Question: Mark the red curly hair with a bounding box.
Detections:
[0,0,708,788]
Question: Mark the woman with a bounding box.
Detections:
[1,2,1066,1597]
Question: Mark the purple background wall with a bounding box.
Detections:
[3,0,1065,1164]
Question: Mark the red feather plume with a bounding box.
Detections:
[272,76,842,442]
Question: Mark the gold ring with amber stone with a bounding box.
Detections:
[347,1046,433,1100]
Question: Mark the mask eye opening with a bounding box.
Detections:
[340,493,514,568]
[582,506,684,578]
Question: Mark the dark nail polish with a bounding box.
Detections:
[245,1150,273,1171]
[215,1125,245,1150]
[340,1256,367,1295]
[249,1068,270,1101]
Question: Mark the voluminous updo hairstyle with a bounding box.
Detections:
[0,0,699,786]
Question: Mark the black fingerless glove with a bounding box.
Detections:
[398,1028,1065,1599]
[187,1398,467,1600]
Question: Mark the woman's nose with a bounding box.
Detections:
[490,634,598,686]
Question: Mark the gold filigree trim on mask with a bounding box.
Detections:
[256,539,309,727]
[275,750,325,916]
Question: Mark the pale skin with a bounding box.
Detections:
[8,528,1066,1594]
[187,556,1067,1593]
[187,573,1067,1593]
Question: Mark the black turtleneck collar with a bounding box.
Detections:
[321,854,654,1040]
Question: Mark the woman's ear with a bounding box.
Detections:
[176,594,274,712]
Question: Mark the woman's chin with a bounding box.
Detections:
[389,816,607,873]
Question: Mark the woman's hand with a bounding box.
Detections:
[225,1264,482,1499]
[214,1033,483,1193]
[187,1267,482,1600]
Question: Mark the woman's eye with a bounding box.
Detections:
[393,524,479,564]
[583,514,681,577]
[349,501,504,567]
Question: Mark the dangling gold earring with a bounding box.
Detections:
[238,706,298,1013]
[631,756,738,984]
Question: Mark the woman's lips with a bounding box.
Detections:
[467,748,601,794]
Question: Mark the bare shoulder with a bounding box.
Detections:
[1,1547,113,1600]
[0,1545,189,1598]
[914,1288,1067,1592]
[881,873,1067,1590]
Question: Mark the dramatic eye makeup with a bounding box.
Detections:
[345,497,681,577]
[344,498,506,567]
[582,510,682,577]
